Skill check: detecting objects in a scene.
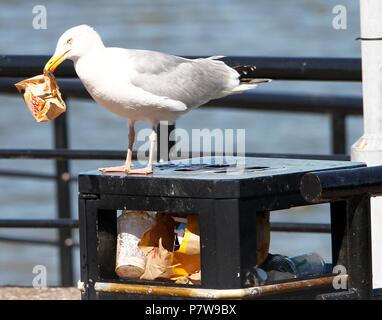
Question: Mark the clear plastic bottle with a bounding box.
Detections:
[290,252,326,277]
[261,252,326,281]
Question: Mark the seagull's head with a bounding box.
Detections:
[44,25,104,72]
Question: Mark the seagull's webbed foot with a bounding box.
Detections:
[98,165,131,173]
[127,166,153,175]
[98,164,152,175]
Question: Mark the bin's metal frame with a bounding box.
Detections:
[78,158,373,300]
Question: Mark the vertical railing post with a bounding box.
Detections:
[331,113,346,154]
[346,194,372,299]
[53,102,73,286]
[352,0,382,289]
[157,121,176,162]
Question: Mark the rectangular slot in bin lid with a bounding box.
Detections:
[78,156,364,199]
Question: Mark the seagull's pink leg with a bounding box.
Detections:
[98,121,135,173]
[128,126,157,175]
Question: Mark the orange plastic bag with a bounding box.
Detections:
[15,70,66,122]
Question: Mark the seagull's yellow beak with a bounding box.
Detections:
[44,50,69,72]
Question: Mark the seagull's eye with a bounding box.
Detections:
[66,38,73,44]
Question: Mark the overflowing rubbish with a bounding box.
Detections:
[115,210,324,287]
[14,70,66,122]
[115,211,201,284]
[115,210,271,285]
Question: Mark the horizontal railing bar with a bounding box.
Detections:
[0,149,350,161]
[1,76,363,116]
[0,169,55,180]
[0,236,59,246]
[0,170,78,182]
[270,222,331,233]
[301,165,382,203]
[0,219,79,228]
[207,92,362,115]
[0,149,129,160]
[0,55,361,81]
[0,235,79,247]
[0,218,330,233]
[0,78,90,98]
[221,56,361,82]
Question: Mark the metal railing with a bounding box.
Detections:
[0,55,362,286]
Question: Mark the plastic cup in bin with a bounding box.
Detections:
[115,211,156,279]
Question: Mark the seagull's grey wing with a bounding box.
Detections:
[127,50,240,108]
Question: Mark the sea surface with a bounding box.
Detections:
[0,0,364,285]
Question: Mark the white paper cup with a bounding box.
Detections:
[115,211,156,279]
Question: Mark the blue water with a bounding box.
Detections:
[0,0,364,286]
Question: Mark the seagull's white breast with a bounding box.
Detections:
[74,48,187,122]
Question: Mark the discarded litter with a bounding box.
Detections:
[115,211,201,285]
[260,252,326,283]
[244,252,326,286]
[171,214,201,284]
[290,252,326,277]
[115,210,272,285]
[115,210,323,287]
[14,70,66,122]
[115,211,157,279]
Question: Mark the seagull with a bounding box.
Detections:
[44,25,271,174]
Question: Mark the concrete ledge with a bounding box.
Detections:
[0,287,80,300]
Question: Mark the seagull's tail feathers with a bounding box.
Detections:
[231,65,271,93]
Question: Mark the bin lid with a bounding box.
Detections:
[78,156,364,199]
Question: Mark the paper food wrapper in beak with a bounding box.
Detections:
[14,71,66,122]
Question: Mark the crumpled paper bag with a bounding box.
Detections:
[14,70,66,122]
[139,238,173,281]
[138,214,176,281]
[138,214,201,284]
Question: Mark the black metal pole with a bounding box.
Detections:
[0,236,79,247]
[331,113,346,154]
[0,149,350,161]
[0,55,362,81]
[330,201,348,266]
[157,121,176,162]
[0,218,78,228]
[0,219,330,233]
[270,222,330,233]
[346,194,372,299]
[53,107,74,287]
[300,165,382,203]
